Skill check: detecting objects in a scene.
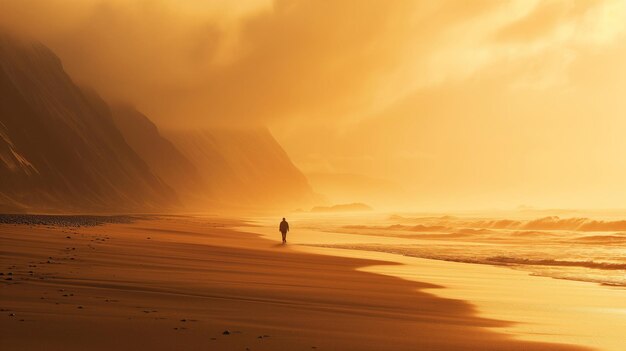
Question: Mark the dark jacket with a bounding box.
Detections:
[279,220,289,233]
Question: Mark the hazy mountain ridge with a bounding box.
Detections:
[0,34,316,213]
[109,105,204,207]
[310,203,373,213]
[0,34,177,212]
[165,128,318,210]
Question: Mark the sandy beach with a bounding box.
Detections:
[3,3,626,350]
[1,215,611,350]
[252,220,626,351]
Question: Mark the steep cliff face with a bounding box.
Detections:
[165,128,317,211]
[109,105,203,204]
[0,34,316,213]
[0,35,176,213]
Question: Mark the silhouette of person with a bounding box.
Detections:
[279,217,289,244]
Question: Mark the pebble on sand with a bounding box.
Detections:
[222,330,231,335]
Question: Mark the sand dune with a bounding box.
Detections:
[0,216,590,350]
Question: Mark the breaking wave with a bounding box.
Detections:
[485,256,626,270]
[387,215,626,232]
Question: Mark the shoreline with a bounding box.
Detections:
[305,243,626,288]
[251,221,626,351]
[0,215,601,350]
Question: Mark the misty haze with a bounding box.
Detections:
[1,1,625,351]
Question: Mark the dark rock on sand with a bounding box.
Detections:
[0,214,139,227]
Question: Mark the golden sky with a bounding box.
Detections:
[2,0,626,210]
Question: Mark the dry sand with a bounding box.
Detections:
[0,216,596,350]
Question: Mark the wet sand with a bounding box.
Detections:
[253,221,626,351]
[0,216,590,350]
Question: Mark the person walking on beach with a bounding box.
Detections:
[279,217,289,244]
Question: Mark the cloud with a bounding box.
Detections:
[3,0,626,210]
[0,0,518,127]
[1,1,623,128]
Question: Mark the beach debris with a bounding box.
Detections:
[222,330,231,335]
[9,313,15,316]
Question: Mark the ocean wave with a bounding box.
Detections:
[509,230,559,237]
[388,214,626,232]
[307,243,626,287]
[571,234,626,244]
[342,224,452,232]
[485,256,626,270]
[310,244,626,286]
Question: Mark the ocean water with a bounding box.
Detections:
[297,212,626,287]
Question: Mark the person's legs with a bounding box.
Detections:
[281,231,286,243]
